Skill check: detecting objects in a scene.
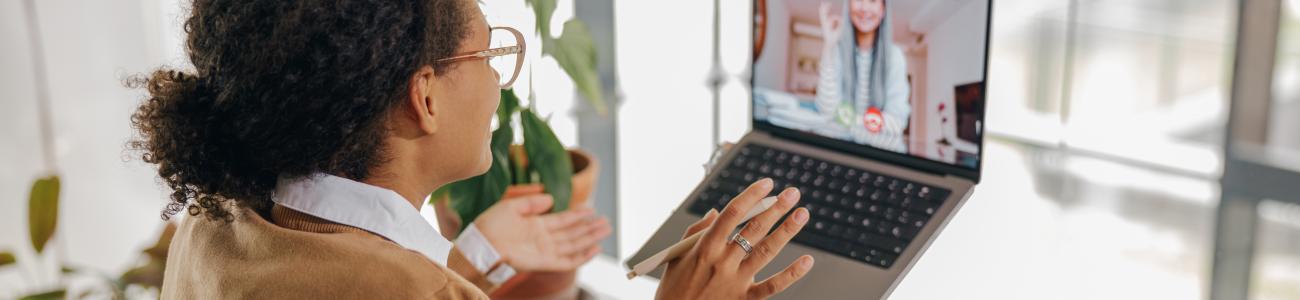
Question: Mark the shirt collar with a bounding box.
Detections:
[272,173,452,266]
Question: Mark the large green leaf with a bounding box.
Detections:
[520,109,573,213]
[19,289,65,300]
[429,185,452,204]
[498,90,530,184]
[525,0,557,37]
[0,251,14,266]
[120,259,166,288]
[544,20,606,115]
[498,89,520,124]
[28,175,60,254]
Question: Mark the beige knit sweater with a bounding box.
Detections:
[161,205,496,299]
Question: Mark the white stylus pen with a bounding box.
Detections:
[626,196,780,279]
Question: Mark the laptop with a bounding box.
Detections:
[626,0,992,298]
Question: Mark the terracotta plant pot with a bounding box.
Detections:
[433,148,600,300]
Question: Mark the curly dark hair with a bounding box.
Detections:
[128,0,471,221]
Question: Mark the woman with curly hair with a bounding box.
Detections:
[132,0,813,298]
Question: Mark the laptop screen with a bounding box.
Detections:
[752,0,990,171]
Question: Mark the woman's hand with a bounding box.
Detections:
[472,195,611,272]
[655,178,814,300]
[819,1,844,46]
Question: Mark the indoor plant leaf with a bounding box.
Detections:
[525,0,557,37]
[143,222,177,261]
[0,251,14,266]
[498,90,529,184]
[120,259,167,288]
[19,289,65,300]
[28,175,60,254]
[498,88,520,124]
[545,20,606,115]
[520,108,573,212]
[429,185,451,204]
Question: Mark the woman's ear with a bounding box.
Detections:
[406,65,439,134]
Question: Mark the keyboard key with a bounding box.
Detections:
[870,190,884,202]
[928,189,952,203]
[794,231,851,254]
[896,224,921,240]
[877,253,898,268]
[857,172,872,184]
[903,198,938,215]
[842,227,859,241]
[857,232,904,255]
[885,192,903,205]
[816,207,832,219]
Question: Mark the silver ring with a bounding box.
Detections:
[730,232,753,254]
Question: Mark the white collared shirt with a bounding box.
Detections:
[273,173,516,284]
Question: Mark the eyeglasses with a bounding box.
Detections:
[436,26,526,88]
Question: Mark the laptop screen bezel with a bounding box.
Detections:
[749,0,993,183]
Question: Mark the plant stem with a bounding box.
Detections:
[22,0,58,173]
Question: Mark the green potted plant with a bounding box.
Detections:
[1,175,177,300]
[5,2,176,296]
[429,0,607,298]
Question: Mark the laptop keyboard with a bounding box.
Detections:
[688,144,951,269]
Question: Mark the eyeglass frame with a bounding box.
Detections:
[435,26,526,88]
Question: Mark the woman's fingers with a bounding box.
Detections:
[740,207,809,274]
[511,194,555,215]
[533,216,608,270]
[543,205,595,230]
[564,245,602,267]
[700,178,774,255]
[748,255,815,299]
[549,245,602,270]
[683,209,719,239]
[556,217,611,255]
[729,188,800,261]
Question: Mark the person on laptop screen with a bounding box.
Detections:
[815,0,911,153]
[754,0,987,169]
[757,0,912,154]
